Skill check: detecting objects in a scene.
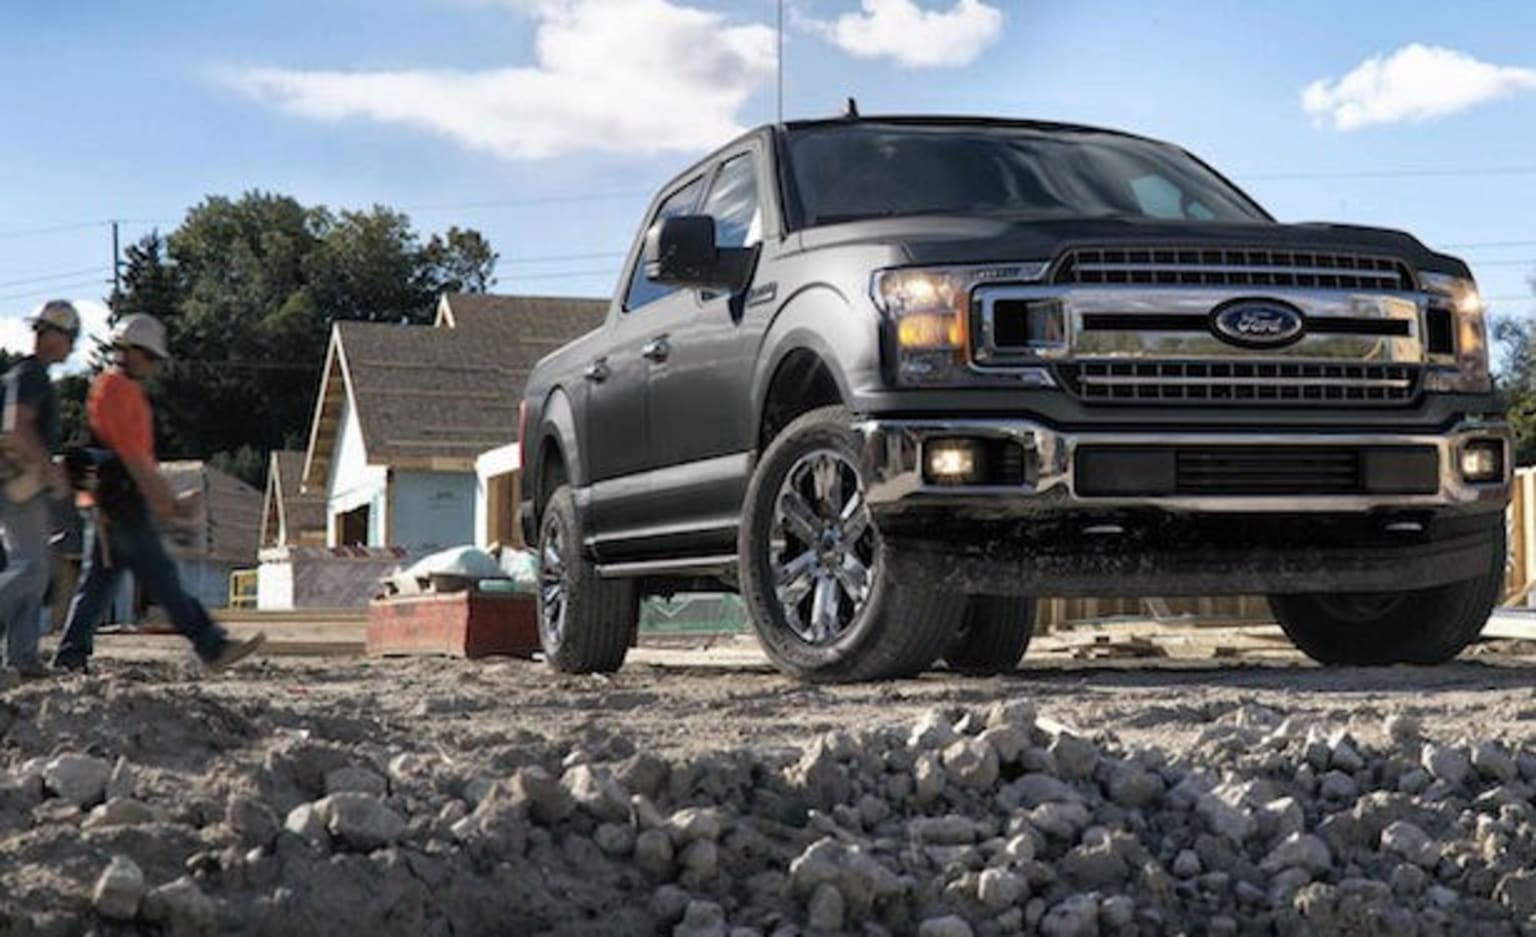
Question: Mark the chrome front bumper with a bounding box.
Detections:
[854,417,1512,517]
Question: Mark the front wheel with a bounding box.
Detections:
[738,406,961,682]
[536,485,637,673]
[1268,530,1506,666]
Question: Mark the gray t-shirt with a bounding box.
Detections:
[4,356,59,450]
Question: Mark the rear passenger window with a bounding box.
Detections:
[624,175,705,312]
[701,152,761,249]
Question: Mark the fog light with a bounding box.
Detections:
[925,438,980,485]
[1459,440,1504,483]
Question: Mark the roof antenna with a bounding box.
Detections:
[776,0,784,124]
[843,97,860,119]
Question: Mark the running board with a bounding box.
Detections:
[596,555,738,579]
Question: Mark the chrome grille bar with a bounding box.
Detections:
[1054,247,1415,291]
[1058,360,1420,405]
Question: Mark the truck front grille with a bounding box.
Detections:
[1073,444,1440,496]
[1053,247,1415,292]
[1056,360,1419,405]
[1175,447,1362,494]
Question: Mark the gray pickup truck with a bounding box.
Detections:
[518,115,1510,682]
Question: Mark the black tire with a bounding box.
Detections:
[738,405,961,683]
[536,485,637,674]
[1268,528,1506,666]
[944,596,1036,675]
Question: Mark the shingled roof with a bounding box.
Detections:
[261,450,327,548]
[302,293,607,490]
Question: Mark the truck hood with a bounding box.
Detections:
[798,215,1471,279]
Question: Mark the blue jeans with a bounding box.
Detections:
[54,506,229,668]
[0,494,51,669]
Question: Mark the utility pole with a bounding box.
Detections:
[777,0,784,124]
[110,219,121,313]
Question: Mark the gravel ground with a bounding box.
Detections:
[4,638,1536,935]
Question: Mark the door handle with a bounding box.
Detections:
[641,336,671,363]
[583,358,610,382]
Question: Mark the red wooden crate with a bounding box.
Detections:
[367,590,540,659]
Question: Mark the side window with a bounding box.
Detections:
[624,175,705,312]
[701,152,761,249]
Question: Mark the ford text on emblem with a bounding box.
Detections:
[1210,299,1305,348]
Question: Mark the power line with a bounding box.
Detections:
[499,268,617,281]
[0,163,1532,240]
[402,191,650,213]
[499,251,625,265]
[161,359,319,373]
[1440,240,1536,251]
[1243,165,1536,181]
[0,266,106,290]
[0,220,108,241]
[0,277,109,304]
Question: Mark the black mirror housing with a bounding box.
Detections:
[645,215,718,285]
[644,215,756,294]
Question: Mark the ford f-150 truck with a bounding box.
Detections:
[518,115,1510,683]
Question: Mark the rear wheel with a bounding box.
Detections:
[738,406,960,682]
[1268,529,1505,666]
[537,485,637,673]
[944,596,1036,675]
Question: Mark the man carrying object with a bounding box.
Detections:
[52,314,265,674]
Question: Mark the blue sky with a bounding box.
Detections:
[2,0,1534,369]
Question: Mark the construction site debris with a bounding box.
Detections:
[4,650,1536,933]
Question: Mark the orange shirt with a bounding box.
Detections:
[88,369,155,461]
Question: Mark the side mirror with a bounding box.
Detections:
[644,215,755,294]
[645,215,718,285]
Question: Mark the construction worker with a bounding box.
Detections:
[0,300,78,678]
[52,314,265,674]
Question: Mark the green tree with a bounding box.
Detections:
[93,232,182,371]
[55,374,91,447]
[106,191,498,486]
[1498,269,1536,465]
[420,226,498,295]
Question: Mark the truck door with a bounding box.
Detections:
[584,174,705,546]
[643,148,763,548]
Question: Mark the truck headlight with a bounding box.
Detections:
[872,267,969,383]
[1420,272,1490,393]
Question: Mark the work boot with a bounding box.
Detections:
[205,633,267,673]
[15,662,53,681]
[52,658,90,676]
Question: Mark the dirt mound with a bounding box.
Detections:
[4,651,1536,934]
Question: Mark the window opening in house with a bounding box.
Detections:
[337,505,371,547]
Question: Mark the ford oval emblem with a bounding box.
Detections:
[1210,299,1305,348]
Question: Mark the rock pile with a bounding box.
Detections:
[3,677,1536,935]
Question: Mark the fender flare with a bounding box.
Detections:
[749,284,866,446]
[531,386,584,506]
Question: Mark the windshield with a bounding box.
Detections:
[785,124,1269,227]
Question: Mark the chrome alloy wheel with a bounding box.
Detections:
[538,519,568,646]
[769,449,880,645]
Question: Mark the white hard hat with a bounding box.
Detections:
[112,313,170,360]
[29,299,81,335]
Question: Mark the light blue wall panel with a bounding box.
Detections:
[392,472,476,554]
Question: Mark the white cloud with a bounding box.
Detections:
[0,298,112,375]
[0,318,30,359]
[222,0,776,160]
[797,0,1004,69]
[1303,43,1536,131]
